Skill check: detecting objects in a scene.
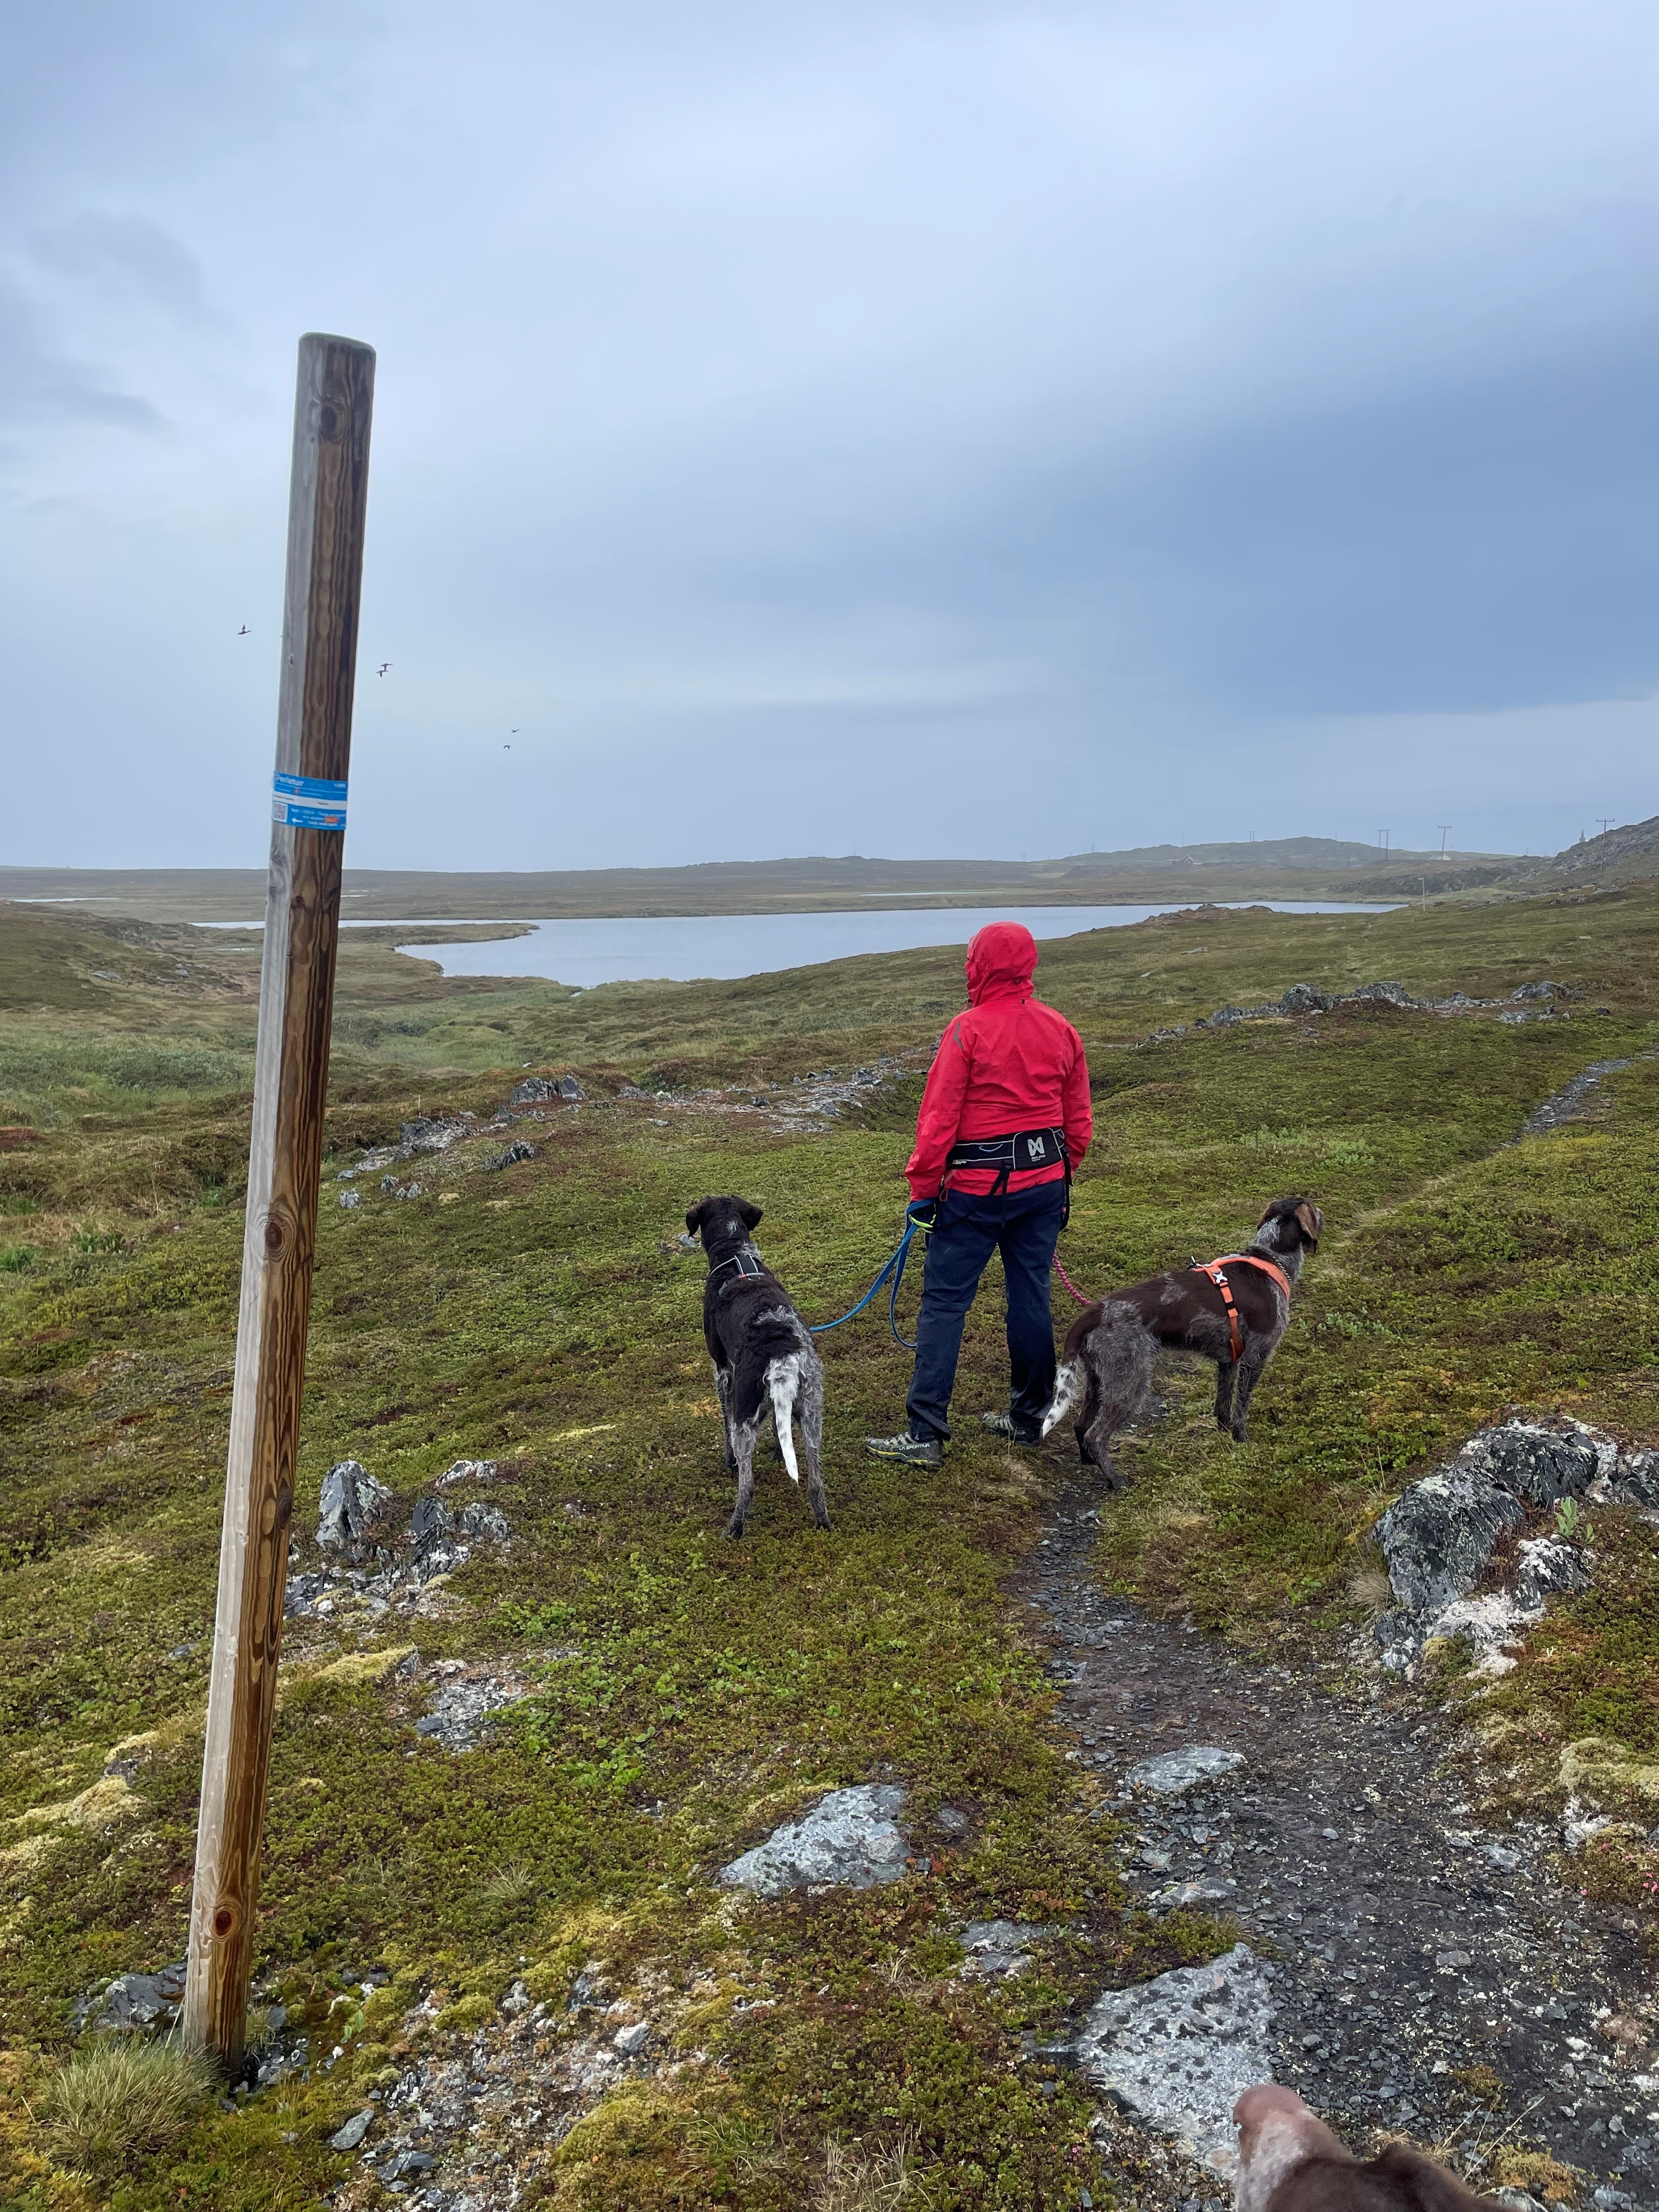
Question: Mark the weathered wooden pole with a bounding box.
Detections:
[183,333,375,2063]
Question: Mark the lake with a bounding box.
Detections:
[387,902,1398,988]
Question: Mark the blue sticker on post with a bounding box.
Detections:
[272,771,348,831]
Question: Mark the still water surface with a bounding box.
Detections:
[391,902,1396,989]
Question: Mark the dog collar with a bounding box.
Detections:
[1210,1252,1294,1299]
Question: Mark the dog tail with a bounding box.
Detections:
[1040,1357,1085,1440]
[766,1355,803,1484]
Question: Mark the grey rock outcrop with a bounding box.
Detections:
[719,1784,910,1896]
[1378,1469,1527,1620]
[1375,1420,1607,1670]
[485,1139,537,1171]
[317,1462,392,1554]
[510,1074,585,1104]
[400,1115,476,1154]
[1070,1943,1275,2173]
[412,1664,532,1752]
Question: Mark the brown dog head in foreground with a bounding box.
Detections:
[1234,2085,1503,2212]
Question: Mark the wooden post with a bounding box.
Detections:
[183,334,375,2063]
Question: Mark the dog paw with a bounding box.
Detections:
[1230,1424,1249,1443]
[724,1517,746,1540]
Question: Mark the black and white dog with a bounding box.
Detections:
[1041,1197,1322,1484]
[684,1196,828,1539]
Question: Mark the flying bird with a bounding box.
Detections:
[376,662,391,676]
[236,624,249,635]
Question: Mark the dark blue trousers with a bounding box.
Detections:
[905,1180,1066,1443]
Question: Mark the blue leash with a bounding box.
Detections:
[809,1221,919,1349]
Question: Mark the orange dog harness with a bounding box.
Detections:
[1191,1253,1294,1363]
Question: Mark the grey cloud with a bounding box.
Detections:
[27,212,217,325]
[0,285,166,432]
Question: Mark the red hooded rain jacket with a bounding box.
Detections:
[905,921,1092,1200]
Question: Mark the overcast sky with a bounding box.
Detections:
[3,0,1655,870]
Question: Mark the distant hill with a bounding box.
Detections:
[0,832,1534,923]
[1544,814,1659,879]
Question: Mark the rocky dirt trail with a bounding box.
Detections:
[1022,1481,1657,2209]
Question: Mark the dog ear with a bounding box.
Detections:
[685,1200,708,1235]
[1255,1199,1283,1229]
[1294,1200,1322,1245]
[737,1198,764,1231]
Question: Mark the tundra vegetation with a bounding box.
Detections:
[1,886,1656,2208]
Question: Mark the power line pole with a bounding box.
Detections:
[1598,819,1614,838]
[1437,825,1450,857]
[183,333,376,2067]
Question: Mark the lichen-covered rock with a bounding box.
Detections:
[456,1500,511,1542]
[1459,1423,1601,1508]
[719,1784,909,1895]
[1070,1943,1275,2173]
[1513,1534,1591,1609]
[400,1115,476,1153]
[1609,1449,1659,1508]
[1378,1469,1526,1618]
[1279,983,1335,1013]
[317,1461,392,1553]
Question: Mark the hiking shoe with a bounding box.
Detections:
[864,1431,943,1466]
[980,1411,1043,1447]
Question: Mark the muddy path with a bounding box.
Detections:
[1019,1478,1656,2207]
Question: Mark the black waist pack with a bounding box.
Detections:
[944,1126,1070,1211]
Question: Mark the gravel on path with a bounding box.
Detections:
[1021,1485,1657,2207]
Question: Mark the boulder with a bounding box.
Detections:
[338,1188,362,1210]
[1377,1468,1526,1618]
[317,1462,392,1554]
[1280,984,1335,1013]
[719,1784,910,1896]
[1125,1746,1245,1796]
[1346,980,1417,1007]
[1070,1943,1275,2173]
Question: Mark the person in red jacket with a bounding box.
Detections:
[866,919,1092,1465]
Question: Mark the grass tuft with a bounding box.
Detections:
[43,2036,216,2175]
[814,2129,924,2212]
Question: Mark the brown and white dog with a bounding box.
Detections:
[1234,2085,1503,2212]
[1040,1197,1322,1482]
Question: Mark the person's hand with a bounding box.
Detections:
[906,1198,938,1234]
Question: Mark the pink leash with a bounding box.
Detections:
[1051,1251,1098,1307]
